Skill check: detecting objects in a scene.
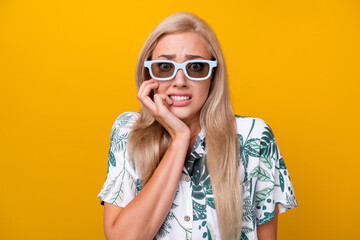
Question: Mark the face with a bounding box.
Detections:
[151,31,213,124]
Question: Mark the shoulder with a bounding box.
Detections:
[234,114,273,139]
[109,112,140,140]
[98,112,140,207]
[111,112,140,131]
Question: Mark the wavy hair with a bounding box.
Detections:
[128,11,242,239]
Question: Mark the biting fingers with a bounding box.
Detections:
[154,94,172,106]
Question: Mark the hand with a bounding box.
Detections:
[137,79,191,140]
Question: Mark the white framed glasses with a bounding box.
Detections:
[144,59,217,81]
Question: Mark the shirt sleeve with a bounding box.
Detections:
[97,112,139,208]
[254,120,298,226]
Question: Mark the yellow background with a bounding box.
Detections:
[1,0,359,239]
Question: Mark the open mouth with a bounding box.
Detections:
[169,96,191,101]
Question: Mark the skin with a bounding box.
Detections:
[149,32,213,153]
[257,204,279,240]
[103,31,278,239]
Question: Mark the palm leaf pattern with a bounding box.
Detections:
[98,112,138,206]
[238,119,261,182]
[260,126,279,159]
[98,113,298,240]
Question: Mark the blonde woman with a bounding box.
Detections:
[98,11,298,240]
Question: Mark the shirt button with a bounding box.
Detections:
[184,215,190,222]
[185,176,190,182]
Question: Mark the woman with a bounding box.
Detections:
[98,11,297,240]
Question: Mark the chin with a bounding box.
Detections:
[171,110,190,120]
[170,108,200,122]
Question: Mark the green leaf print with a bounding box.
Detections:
[245,138,261,157]
[158,212,174,237]
[101,171,122,198]
[241,226,254,234]
[193,185,206,200]
[237,120,259,182]
[206,197,215,209]
[260,126,279,160]
[260,155,273,169]
[108,150,116,167]
[249,166,271,182]
[110,169,138,205]
[238,134,244,146]
[285,192,296,206]
[240,232,249,240]
[241,180,257,231]
[205,184,213,195]
[191,155,208,201]
[112,132,130,153]
[193,200,207,220]
[279,157,287,169]
[105,147,138,206]
[136,179,142,192]
[259,209,275,225]
[242,207,254,222]
[158,192,179,238]
[110,181,124,204]
[242,194,254,222]
[238,134,244,165]
[117,112,134,126]
[242,154,249,181]
[207,226,212,240]
[256,187,274,207]
[279,171,285,192]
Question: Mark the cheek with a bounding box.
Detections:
[153,81,168,94]
[196,82,212,105]
[201,82,212,98]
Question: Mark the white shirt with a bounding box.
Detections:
[98,112,298,239]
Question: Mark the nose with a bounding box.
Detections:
[172,69,188,88]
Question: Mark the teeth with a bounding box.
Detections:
[170,96,190,101]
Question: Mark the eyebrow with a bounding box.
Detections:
[186,54,206,60]
[156,54,206,60]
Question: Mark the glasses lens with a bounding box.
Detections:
[151,62,175,79]
[186,62,210,78]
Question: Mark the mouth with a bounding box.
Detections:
[169,95,191,101]
[168,93,192,107]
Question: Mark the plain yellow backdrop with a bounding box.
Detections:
[1,0,359,239]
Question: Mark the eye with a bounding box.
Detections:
[158,63,173,71]
[188,62,203,71]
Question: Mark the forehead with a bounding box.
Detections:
[152,32,211,59]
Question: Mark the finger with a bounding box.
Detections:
[137,81,159,112]
[137,79,155,96]
[157,94,173,106]
[137,82,159,105]
[138,82,158,102]
[141,96,157,113]
[153,94,164,106]
[153,94,184,137]
[153,94,173,107]
[137,80,157,97]
[153,94,173,118]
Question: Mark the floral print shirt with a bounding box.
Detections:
[98,112,298,240]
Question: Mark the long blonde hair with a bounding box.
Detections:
[128,11,242,239]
